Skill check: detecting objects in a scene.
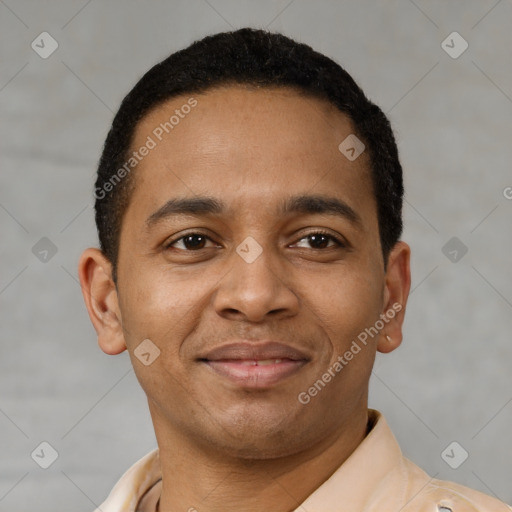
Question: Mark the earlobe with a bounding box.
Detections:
[78,248,127,355]
[377,241,411,354]
[377,334,401,354]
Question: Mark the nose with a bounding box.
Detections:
[212,240,299,323]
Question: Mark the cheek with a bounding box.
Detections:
[118,267,196,348]
[119,270,203,409]
[302,265,383,339]
[119,265,226,369]
[305,274,381,401]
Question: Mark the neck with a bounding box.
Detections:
[152,406,369,512]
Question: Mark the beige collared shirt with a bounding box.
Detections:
[95,410,511,511]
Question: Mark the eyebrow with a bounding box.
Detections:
[145,194,362,229]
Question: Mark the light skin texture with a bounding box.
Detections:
[79,85,411,512]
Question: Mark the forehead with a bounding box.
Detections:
[135,85,361,158]
[126,85,375,226]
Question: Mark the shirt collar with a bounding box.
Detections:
[292,409,405,511]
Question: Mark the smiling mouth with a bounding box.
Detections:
[198,340,311,388]
[201,358,308,388]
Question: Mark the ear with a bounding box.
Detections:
[377,241,411,354]
[78,248,127,355]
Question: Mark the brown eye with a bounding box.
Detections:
[294,232,345,250]
[307,234,330,249]
[166,233,214,251]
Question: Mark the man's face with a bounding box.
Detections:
[115,86,392,458]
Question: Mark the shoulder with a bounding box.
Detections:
[400,458,512,512]
[94,448,161,512]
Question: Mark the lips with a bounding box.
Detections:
[202,341,309,362]
[199,341,310,388]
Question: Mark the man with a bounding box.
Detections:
[78,28,511,511]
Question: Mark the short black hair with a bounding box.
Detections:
[94,28,403,282]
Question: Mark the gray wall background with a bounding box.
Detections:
[1,1,511,510]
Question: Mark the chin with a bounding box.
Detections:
[201,408,315,460]
[215,433,307,461]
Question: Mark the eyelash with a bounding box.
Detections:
[164,230,346,251]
